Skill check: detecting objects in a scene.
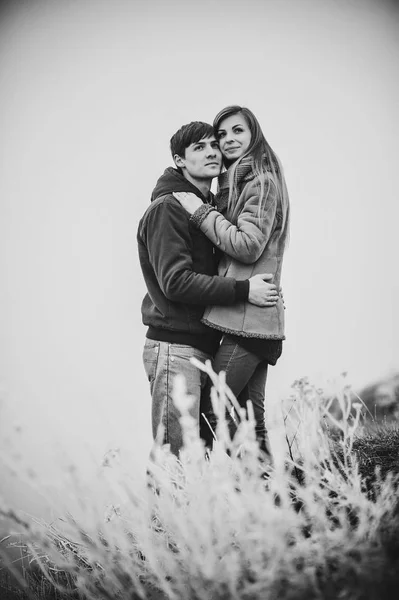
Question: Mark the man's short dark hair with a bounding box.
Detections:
[170,121,214,159]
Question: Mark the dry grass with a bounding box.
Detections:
[1,363,399,599]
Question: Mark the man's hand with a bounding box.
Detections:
[280,287,286,309]
[248,274,278,307]
[172,191,203,214]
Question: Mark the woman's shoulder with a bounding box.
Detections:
[241,168,277,196]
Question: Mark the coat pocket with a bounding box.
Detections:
[218,257,232,277]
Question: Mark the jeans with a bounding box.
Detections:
[203,335,271,458]
[142,339,212,456]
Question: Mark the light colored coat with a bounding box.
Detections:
[201,171,287,340]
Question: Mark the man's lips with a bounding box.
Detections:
[205,162,220,166]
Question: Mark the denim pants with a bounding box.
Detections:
[142,339,212,456]
[203,336,271,457]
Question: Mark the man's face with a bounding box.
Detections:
[174,136,222,182]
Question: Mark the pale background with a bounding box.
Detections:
[0,0,398,517]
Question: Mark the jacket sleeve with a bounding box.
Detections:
[140,198,242,306]
[197,177,278,265]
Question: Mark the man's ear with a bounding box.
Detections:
[174,154,185,169]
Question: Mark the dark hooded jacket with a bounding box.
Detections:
[137,168,249,354]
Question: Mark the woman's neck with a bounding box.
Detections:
[224,159,236,170]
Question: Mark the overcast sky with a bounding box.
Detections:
[1,0,398,516]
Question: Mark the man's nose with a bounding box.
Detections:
[206,145,217,156]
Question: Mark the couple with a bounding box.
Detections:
[137,105,290,461]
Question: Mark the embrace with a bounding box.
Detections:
[137,105,290,464]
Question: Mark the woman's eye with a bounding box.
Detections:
[218,132,226,139]
[234,128,243,133]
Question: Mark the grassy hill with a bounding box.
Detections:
[1,369,399,600]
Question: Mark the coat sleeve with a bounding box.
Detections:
[141,198,240,306]
[198,177,278,265]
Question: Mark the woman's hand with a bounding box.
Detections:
[172,191,203,215]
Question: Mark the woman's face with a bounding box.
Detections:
[216,113,252,164]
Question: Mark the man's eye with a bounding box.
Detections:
[194,145,204,151]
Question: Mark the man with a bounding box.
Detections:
[137,121,278,456]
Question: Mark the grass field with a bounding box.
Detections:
[1,363,399,600]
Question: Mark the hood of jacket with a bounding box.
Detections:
[151,167,210,202]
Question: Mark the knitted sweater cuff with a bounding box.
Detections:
[189,204,216,229]
[235,280,250,302]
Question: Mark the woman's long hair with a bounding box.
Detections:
[213,105,290,239]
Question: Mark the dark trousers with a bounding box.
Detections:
[201,336,271,458]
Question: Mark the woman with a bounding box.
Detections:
[174,105,290,460]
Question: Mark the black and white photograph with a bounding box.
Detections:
[1,0,398,598]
